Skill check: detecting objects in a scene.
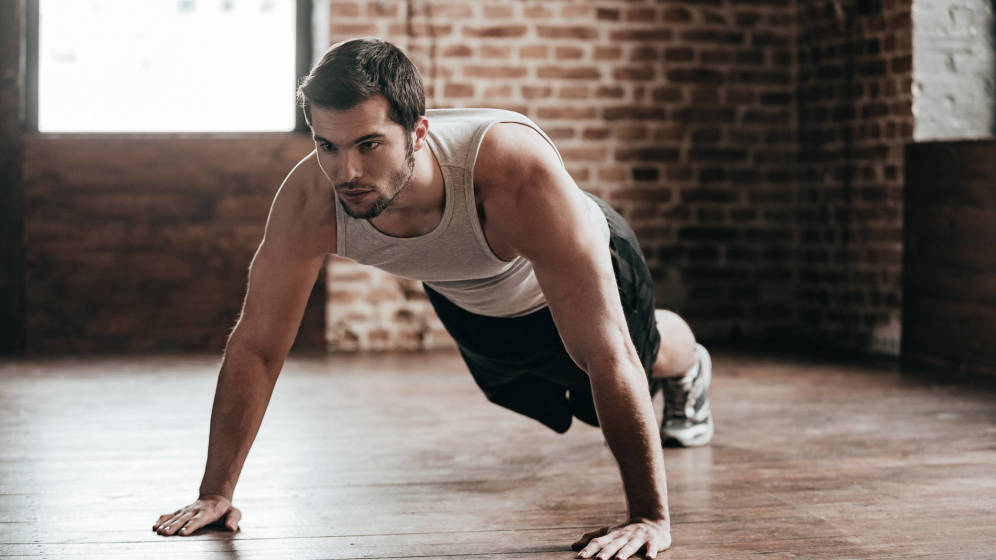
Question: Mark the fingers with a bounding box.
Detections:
[574,525,669,560]
[615,538,649,560]
[572,527,609,550]
[154,511,191,536]
[576,533,619,559]
[223,507,242,531]
[153,499,235,537]
[579,535,628,559]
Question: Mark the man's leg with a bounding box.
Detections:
[651,309,714,447]
[650,309,697,378]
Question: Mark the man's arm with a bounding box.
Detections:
[153,153,333,536]
[477,124,671,559]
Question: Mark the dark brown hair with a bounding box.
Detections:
[296,37,425,132]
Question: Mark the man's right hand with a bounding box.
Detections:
[152,494,241,536]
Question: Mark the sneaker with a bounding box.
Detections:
[660,343,714,447]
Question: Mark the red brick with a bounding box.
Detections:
[663,7,693,22]
[537,106,599,120]
[559,147,608,161]
[613,187,673,203]
[664,47,694,62]
[428,3,473,19]
[365,2,397,16]
[480,44,512,59]
[561,5,594,19]
[523,5,554,18]
[681,29,744,44]
[547,127,577,141]
[463,65,528,79]
[631,46,659,62]
[617,125,649,141]
[328,2,360,17]
[555,46,585,60]
[483,84,513,98]
[521,85,553,99]
[598,167,627,182]
[596,86,625,99]
[614,66,655,83]
[615,148,680,163]
[559,85,590,99]
[519,45,549,59]
[329,23,379,36]
[537,25,599,40]
[582,127,611,140]
[441,44,472,58]
[609,28,673,41]
[463,25,527,38]
[444,83,474,98]
[626,7,658,22]
[537,66,601,80]
[597,8,620,21]
[387,23,451,37]
[482,5,514,18]
[594,46,623,60]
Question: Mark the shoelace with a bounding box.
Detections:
[664,375,695,419]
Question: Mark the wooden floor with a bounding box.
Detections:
[1,349,995,559]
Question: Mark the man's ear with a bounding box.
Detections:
[412,116,430,151]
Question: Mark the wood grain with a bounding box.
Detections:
[1,350,995,559]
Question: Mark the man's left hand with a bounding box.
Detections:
[571,517,672,559]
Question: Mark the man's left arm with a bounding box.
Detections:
[477,123,672,560]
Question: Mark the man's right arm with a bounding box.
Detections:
[153,153,333,536]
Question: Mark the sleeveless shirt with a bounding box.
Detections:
[333,107,610,317]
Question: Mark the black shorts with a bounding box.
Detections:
[423,192,661,433]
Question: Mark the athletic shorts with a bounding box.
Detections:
[423,192,661,434]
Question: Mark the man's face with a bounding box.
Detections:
[310,96,416,219]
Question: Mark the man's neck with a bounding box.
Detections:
[369,145,444,236]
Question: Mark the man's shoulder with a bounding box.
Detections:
[474,122,564,199]
[265,150,335,255]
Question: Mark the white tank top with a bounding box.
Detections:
[334,107,610,317]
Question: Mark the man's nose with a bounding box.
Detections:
[336,153,362,185]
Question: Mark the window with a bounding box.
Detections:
[34,0,310,133]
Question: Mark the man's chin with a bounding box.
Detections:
[340,199,384,220]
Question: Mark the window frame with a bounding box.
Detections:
[24,0,313,135]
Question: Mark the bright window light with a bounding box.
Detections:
[39,0,297,133]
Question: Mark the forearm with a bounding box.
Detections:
[198,345,282,501]
[588,355,670,521]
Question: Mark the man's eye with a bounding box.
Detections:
[318,143,335,152]
[360,141,380,151]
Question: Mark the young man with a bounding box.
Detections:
[153,38,713,559]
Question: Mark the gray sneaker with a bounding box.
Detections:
[660,343,714,447]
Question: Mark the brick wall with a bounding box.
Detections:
[796,0,913,355]
[324,0,801,350]
[21,135,325,354]
[912,0,995,140]
[0,0,26,353]
[4,0,919,358]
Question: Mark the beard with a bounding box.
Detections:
[337,135,416,220]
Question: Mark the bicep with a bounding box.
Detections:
[480,125,635,375]
[528,211,635,376]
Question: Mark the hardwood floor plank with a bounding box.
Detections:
[2,351,995,558]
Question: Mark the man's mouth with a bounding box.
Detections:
[340,189,372,200]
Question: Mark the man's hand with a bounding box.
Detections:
[572,517,672,559]
[152,494,241,536]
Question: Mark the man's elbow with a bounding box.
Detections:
[576,339,646,386]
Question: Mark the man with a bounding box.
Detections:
[152,38,713,560]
